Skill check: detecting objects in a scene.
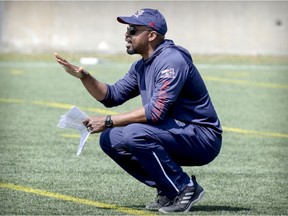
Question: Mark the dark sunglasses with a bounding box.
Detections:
[126,26,152,36]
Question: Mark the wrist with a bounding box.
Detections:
[104,115,113,128]
[79,69,90,79]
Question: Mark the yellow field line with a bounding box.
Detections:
[0,98,24,103]
[0,182,154,216]
[222,126,288,138]
[9,69,26,75]
[32,100,118,115]
[203,75,288,89]
[60,133,81,138]
[1,97,287,138]
[61,127,288,140]
[32,100,73,109]
[61,127,288,139]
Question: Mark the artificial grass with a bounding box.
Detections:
[0,55,287,215]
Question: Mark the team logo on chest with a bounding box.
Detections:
[160,68,176,79]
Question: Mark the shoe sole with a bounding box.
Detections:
[158,189,205,213]
[145,206,160,211]
[183,189,205,213]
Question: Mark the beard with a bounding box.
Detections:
[125,38,137,55]
[126,44,136,55]
[127,49,135,55]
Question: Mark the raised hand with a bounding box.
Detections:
[55,52,87,78]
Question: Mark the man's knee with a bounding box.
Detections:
[100,127,127,155]
[99,129,111,152]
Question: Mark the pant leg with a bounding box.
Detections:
[99,118,221,199]
[160,120,222,166]
[99,127,157,187]
[99,124,189,199]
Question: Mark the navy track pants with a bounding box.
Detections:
[99,118,221,199]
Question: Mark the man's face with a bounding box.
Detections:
[125,25,152,55]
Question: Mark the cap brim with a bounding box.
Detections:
[117,16,145,26]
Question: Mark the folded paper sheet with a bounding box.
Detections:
[57,106,90,156]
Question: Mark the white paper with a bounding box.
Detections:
[57,106,90,156]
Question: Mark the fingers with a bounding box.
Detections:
[87,127,93,133]
[83,118,90,126]
[55,53,86,79]
[83,119,93,128]
[86,124,93,133]
[55,52,78,69]
[54,52,69,66]
[54,52,65,61]
[83,119,93,132]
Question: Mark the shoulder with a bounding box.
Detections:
[157,45,192,69]
[159,40,192,61]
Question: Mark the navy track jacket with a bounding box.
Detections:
[100,39,222,134]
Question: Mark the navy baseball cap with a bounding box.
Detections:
[117,8,167,36]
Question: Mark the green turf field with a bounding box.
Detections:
[0,53,287,215]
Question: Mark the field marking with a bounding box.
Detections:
[32,100,118,115]
[31,99,288,139]
[223,72,250,78]
[0,98,24,103]
[1,97,288,139]
[203,75,288,89]
[61,128,288,140]
[60,133,81,138]
[9,69,26,75]
[0,182,154,216]
[222,126,288,138]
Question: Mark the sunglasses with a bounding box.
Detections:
[126,26,152,36]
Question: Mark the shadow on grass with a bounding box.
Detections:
[192,205,250,212]
[128,205,250,213]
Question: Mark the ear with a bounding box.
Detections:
[148,31,158,42]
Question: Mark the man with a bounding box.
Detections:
[55,8,222,213]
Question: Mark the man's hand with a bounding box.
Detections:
[55,52,87,79]
[83,116,107,134]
